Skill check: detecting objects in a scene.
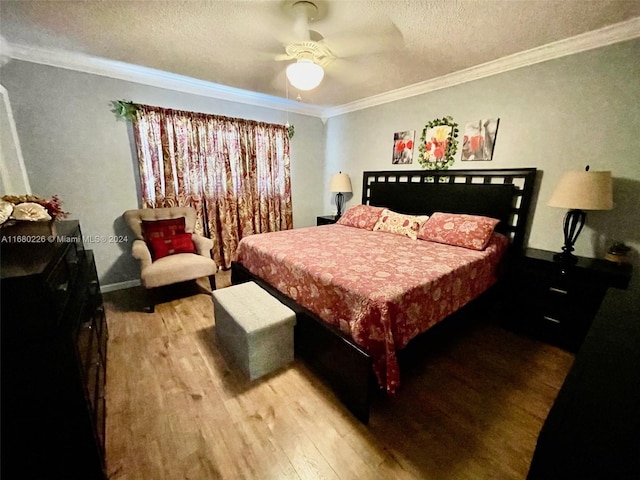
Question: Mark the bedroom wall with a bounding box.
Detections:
[324,38,640,299]
[2,39,638,299]
[0,60,325,289]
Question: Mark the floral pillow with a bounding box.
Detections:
[337,205,385,230]
[418,212,500,250]
[372,209,429,240]
[148,233,196,260]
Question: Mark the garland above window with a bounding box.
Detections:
[110,100,140,121]
[109,99,295,138]
[417,116,459,170]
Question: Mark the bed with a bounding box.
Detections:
[231,168,537,422]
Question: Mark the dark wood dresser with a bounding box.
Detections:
[1,220,107,479]
[528,287,640,478]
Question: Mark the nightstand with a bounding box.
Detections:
[317,215,338,226]
[503,248,632,352]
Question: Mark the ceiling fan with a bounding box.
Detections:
[276,0,402,92]
[280,0,333,91]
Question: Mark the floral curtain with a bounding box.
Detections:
[132,105,293,269]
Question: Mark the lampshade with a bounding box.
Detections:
[286,59,324,91]
[547,170,613,211]
[329,173,352,193]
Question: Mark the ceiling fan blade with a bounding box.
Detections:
[251,47,291,64]
[275,52,294,62]
[324,57,370,86]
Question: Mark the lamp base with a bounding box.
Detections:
[335,192,345,218]
[553,250,579,264]
[554,209,585,264]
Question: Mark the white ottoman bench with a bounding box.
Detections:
[213,281,296,380]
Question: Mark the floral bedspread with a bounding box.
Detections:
[235,224,509,393]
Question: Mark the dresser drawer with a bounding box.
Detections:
[78,310,107,371]
[95,361,107,456]
[96,307,108,362]
[48,255,73,318]
[76,312,97,376]
[46,232,83,325]
[86,342,103,413]
[77,308,106,368]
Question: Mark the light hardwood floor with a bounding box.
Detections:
[104,275,574,480]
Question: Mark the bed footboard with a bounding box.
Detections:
[230,261,373,423]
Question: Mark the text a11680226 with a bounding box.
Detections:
[1,233,128,244]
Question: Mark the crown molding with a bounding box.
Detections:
[5,16,639,120]
[6,42,326,118]
[323,16,640,118]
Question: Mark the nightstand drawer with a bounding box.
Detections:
[501,248,629,352]
[540,284,575,320]
[542,279,603,314]
[510,277,605,350]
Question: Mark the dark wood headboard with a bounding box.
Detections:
[362,168,537,251]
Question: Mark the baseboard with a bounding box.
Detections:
[100,279,140,293]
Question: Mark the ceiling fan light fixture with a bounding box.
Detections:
[286,59,324,91]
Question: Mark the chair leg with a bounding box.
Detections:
[208,274,217,291]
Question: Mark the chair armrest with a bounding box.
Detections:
[192,234,214,258]
[131,239,153,269]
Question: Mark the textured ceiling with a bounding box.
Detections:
[2,0,640,107]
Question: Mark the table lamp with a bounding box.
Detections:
[547,166,612,263]
[329,172,352,218]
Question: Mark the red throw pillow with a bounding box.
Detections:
[418,212,500,250]
[141,217,186,241]
[336,205,385,230]
[148,233,196,260]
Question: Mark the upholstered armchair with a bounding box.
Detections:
[123,207,217,312]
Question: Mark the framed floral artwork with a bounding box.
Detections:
[417,116,459,170]
[392,130,415,164]
[461,118,500,161]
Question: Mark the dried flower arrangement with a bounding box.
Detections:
[0,194,69,225]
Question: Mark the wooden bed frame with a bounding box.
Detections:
[231,168,537,423]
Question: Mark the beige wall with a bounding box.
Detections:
[0,61,325,288]
[2,39,638,301]
[325,38,640,299]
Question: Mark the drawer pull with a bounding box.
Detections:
[549,287,568,295]
[543,315,561,324]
